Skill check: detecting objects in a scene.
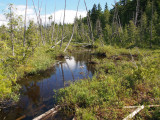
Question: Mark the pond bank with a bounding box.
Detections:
[0,49,95,120]
[54,46,160,120]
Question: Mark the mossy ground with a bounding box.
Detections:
[56,45,160,120]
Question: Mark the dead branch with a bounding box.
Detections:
[60,0,66,48]
[124,105,160,109]
[33,105,60,120]
[51,36,66,49]
[64,0,80,52]
[84,0,94,44]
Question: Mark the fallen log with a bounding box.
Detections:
[123,104,160,120]
[123,105,160,109]
[16,115,26,120]
[33,105,59,120]
[123,105,144,120]
[51,37,66,49]
[51,40,61,49]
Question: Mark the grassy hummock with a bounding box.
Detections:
[56,46,160,120]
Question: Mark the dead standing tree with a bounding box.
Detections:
[64,0,80,52]
[96,19,104,46]
[135,0,140,26]
[32,0,44,45]
[150,0,154,48]
[84,0,94,45]
[60,0,66,49]
[32,0,40,25]
[44,2,47,45]
[112,1,123,43]
[51,5,56,45]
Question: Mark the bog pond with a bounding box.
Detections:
[0,50,96,120]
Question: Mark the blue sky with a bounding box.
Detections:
[0,0,114,14]
[0,0,115,25]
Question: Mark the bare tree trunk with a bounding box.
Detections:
[51,5,56,44]
[11,33,14,56]
[140,9,143,46]
[118,15,123,33]
[54,15,62,48]
[96,19,104,46]
[112,3,118,40]
[60,0,66,49]
[150,0,154,48]
[55,22,60,44]
[135,0,140,26]
[112,2,123,43]
[64,0,80,52]
[125,0,127,5]
[112,3,118,43]
[84,0,94,44]
[44,3,47,45]
[40,19,44,45]
[23,0,28,57]
[32,0,44,45]
[32,0,40,25]
[51,36,66,49]
[9,5,15,56]
[38,0,43,24]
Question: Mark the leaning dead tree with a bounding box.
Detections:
[60,0,66,48]
[32,0,44,45]
[32,0,40,25]
[38,0,43,25]
[84,0,94,44]
[64,0,80,52]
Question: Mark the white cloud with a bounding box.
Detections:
[26,9,87,25]
[0,14,6,21]
[0,21,8,26]
[0,4,87,26]
[51,10,87,24]
[65,57,76,70]
[0,14,8,26]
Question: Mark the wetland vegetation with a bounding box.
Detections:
[0,0,160,119]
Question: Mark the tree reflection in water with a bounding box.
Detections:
[0,50,96,120]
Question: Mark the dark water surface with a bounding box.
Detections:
[0,50,95,120]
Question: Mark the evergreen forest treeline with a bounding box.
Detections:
[79,0,160,48]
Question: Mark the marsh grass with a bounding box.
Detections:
[0,45,65,103]
[56,46,160,120]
